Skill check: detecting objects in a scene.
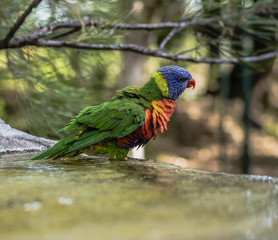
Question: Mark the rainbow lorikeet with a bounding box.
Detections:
[30,65,195,161]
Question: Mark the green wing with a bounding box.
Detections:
[30,97,147,160]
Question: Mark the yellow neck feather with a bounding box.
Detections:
[152,72,169,97]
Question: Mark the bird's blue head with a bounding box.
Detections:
[156,66,195,100]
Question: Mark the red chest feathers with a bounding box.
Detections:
[116,98,175,149]
[142,98,176,139]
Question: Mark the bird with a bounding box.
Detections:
[30,65,195,161]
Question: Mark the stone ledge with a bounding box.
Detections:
[0,118,56,158]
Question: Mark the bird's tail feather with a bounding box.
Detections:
[29,134,77,160]
[29,130,111,160]
[49,131,110,159]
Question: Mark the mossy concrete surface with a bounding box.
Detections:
[0,155,277,240]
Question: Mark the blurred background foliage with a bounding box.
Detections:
[0,0,278,176]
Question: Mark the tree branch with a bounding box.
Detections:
[50,28,81,40]
[5,16,219,44]
[159,14,190,49]
[15,4,273,42]
[3,4,270,44]
[159,27,183,49]
[0,17,220,50]
[0,0,42,48]
[22,39,278,64]
[0,4,277,64]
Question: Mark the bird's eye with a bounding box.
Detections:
[177,77,185,82]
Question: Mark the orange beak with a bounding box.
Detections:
[186,78,196,89]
